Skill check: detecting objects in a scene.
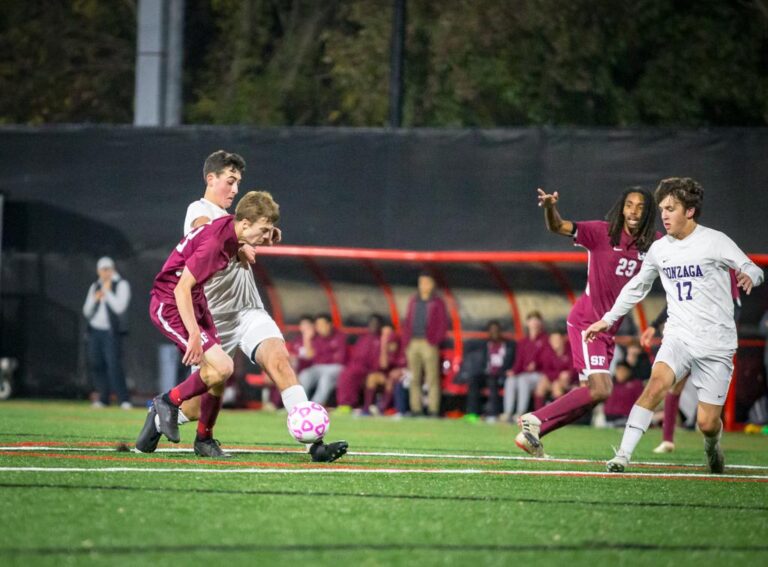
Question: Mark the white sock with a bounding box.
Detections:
[704,419,723,451]
[280,385,317,452]
[154,408,190,433]
[618,405,654,459]
[281,384,308,414]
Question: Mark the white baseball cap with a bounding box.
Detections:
[97,256,115,271]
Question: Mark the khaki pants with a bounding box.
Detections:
[407,339,441,415]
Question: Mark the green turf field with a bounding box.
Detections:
[0,401,766,566]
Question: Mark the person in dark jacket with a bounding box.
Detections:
[402,272,449,416]
[465,321,515,423]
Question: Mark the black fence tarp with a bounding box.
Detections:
[0,126,766,399]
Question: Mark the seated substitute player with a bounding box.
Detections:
[137,150,346,462]
[584,177,763,473]
[515,186,660,457]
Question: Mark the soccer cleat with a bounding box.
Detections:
[518,413,541,441]
[606,450,630,473]
[309,440,349,463]
[153,395,180,443]
[193,437,231,458]
[652,441,675,454]
[514,431,547,458]
[135,406,162,453]
[705,442,725,474]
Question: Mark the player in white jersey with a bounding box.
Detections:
[136,150,348,462]
[585,177,763,473]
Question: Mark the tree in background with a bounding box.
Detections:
[1,0,766,127]
[187,0,768,127]
[0,1,135,124]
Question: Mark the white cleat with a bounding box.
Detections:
[518,413,541,440]
[652,441,675,454]
[514,431,548,458]
[606,450,630,473]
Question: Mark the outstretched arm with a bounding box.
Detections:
[537,188,574,236]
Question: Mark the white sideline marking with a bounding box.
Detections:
[2,446,767,471]
[0,466,766,480]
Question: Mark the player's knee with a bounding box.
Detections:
[209,382,226,397]
[208,359,234,385]
[697,415,720,436]
[589,380,612,401]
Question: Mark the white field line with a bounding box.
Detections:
[0,466,766,481]
[2,446,767,471]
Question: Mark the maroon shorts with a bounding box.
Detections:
[567,322,615,379]
[149,295,221,354]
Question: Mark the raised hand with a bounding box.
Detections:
[537,188,560,208]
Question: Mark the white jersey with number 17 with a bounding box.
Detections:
[602,224,763,353]
[183,198,264,317]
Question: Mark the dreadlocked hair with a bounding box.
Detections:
[605,187,656,253]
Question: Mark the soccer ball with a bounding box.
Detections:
[287,401,330,443]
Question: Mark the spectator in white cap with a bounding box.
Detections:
[82,256,132,409]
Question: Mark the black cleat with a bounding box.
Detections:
[193,437,231,458]
[310,440,349,463]
[135,406,162,453]
[706,443,725,474]
[153,395,180,443]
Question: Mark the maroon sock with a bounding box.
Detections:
[379,388,394,412]
[534,395,546,411]
[533,386,594,433]
[363,387,376,410]
[663,393,680,443]
[196,392,223,440]
[270,387,283,409]
[168,371,208,406]
[540,403,594,436]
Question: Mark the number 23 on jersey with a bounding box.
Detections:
[615,258,638,277]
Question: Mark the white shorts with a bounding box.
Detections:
[214,309,284,361]
[654,335,735,406]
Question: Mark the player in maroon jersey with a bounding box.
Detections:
[515,187,660,457]
[146,191,278,457]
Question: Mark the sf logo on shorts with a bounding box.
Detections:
[200,332,210,345]
[590,355,606,367]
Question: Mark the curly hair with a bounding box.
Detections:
[654,177,704,220]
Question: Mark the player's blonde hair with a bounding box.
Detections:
[235,191,280,224]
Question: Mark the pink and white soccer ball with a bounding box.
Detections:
[287,401,330,443]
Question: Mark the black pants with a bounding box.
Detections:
[467,373,502,416]
[87,328,129,405]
